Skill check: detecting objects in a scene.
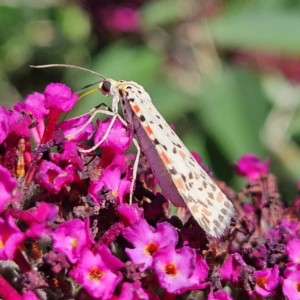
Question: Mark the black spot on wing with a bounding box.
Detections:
[189,161,196,167]
[209,183,217,191]
[169,167,177,175]
[139,115,146,122]
[221,208,228,216]
[173,147,177,154]
[224,201,231,209]
[153,139,160,145]
[218,214,224,222]
[206,199,213,206]
[213,220,221,227]
[172,141,182,148]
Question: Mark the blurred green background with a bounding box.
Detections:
[1,0,300,201]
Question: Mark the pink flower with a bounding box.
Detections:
[286,238,300,263]
[60,141,84,171]
[152,245,197,293]
[22,92,48,121]
[0,215,25,260]
[57,114,94,143]
[14,92,48,144]
[177,253,210,293]
[123,220,178,271]
[116,203,143,226]
[35,161,74,194]
[0,165,18,213]
[0,107,9,143]
[234,154,269,181]
[94,118,131,154]
[253,265,279,297]
[44,83,77,112]
[89,164,131,204]
[22,291,39,300]
[52,218,93,263]
[9,202,58,239]
[208,289,234,300]
[108,7,140,32]
[281,264,300,300]
[69,246,123,299]
[219,253,247,285]
[8,110,32,138]
[112,282,150,300]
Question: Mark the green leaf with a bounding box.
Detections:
[208,8,300,54]
[141,0,191,28]
[193,66,270,162]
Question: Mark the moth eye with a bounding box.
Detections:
[101,81,111,93]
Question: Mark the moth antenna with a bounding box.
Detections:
[78,80,103,93]
[30,64,106,80]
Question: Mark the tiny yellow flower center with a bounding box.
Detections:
[88,266,104,282]
[0,234,9,248]
[145,241,158,256]
[71,238,78,249]
[112,190,118,198]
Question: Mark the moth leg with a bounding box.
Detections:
[78,111,128,153]
[65,103,114,140]
[129,138,140,205]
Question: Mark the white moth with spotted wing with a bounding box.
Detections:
[99,79,234,237]
[32,64,235,237]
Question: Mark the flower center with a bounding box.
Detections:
[112,190,118,198]
[88,267,104,282]
[47,169,59,183]
[164,263,177,276]
[256,276,267,288]
[0,234,9,248]
[71,238,78,249]
[145,242,158,256]
[295,281,300,292]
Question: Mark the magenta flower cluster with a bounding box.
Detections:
[0,83,299,300]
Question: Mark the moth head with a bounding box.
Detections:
[99,80,112,96]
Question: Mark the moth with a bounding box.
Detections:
[32,64,235,237]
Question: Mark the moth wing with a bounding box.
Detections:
[129,97,234,237]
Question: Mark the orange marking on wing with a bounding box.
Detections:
[202,208,212,216]
[179,151,186,158]
[217,192,224,202]
[132,104,140,114]
[175,178,186,191]
[161,151,171,165]
[145,125,153,136]
[193,172,200,179]
[192,205,199,213]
